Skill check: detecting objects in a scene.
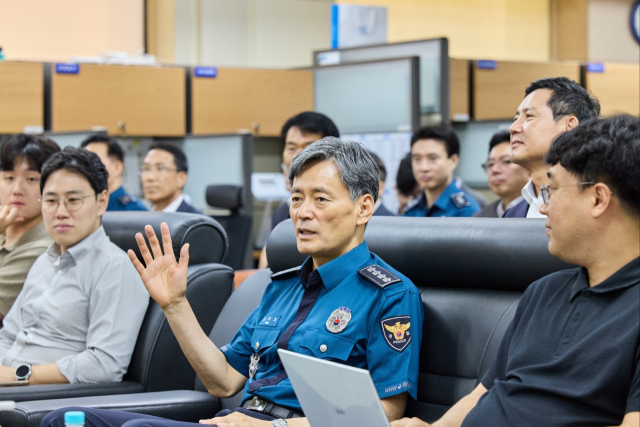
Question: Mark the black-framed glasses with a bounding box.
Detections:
[39,194,97,212]
[481,158,513,171]
[540,182,596,204]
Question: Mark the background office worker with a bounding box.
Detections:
[43,138,422,427]
[504,77,600,218]
[81,135,147,211]
[391,115,640,427]
[405,125,480,217]
[0,134,60,320]
[474,130,530,218]
[141,143,202,214]
[0,147,148,385]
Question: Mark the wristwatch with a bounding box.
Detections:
[272,419,288,427]
[15,364,32,381]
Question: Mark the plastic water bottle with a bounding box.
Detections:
[64,411,85,427]
[0,47,5,61]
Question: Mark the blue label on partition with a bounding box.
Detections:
[55,63,80,74]
[586,63,605,73]
[477,60,497,70]
[194,67,218,78]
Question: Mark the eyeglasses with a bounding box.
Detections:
[481,158,513,171]
[540,182,595,204]
[139,165,178,175]
[39,194,97,212]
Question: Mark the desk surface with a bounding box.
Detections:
[0,62,43,134]
[52,63,185,136]
[191,68,313,136]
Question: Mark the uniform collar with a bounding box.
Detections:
[47,225,108,265]
[111,186,126,198]
[569,257,640,301]
[299,241,370,292]
[431,180,461,212]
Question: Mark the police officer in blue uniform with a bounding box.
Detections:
[81,135,148,212]
[404,125,480,217]
[43,138,423,427]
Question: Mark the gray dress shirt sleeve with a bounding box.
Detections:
[55,256,149,383]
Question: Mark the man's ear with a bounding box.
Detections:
[356,194,375,226]
[565,116,579,131]
[177,171,188,190]
[113,160,124,176]
[449,153,459,169]
[97,190,109,216]
[591,183,613,219]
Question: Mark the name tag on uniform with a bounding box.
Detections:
[258,315,281,327]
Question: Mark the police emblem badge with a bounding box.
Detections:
[249,353,260,379]
[381,316,412,352]
[326,306,352,334]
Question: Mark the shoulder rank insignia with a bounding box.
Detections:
[450,192,471,209]
[271,265,301,280]
[119,195,136,205]
[381,316,412,352]
[358,265,401,288]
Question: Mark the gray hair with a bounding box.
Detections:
[288,137,379,202]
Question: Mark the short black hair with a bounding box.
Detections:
[80,134,124,163]
[40,147,109,195]
[410,124,460,157]
[524,77,600,123]
[545,114,639,217]
[148,143,188,173]
[0,133,61,173]
[488,130,511,153]
[280,112,340,145]
[368,151,387,182]
[396,153,418,196]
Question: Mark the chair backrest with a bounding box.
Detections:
[206,185,253,270]
[102,212,235,392]
[267,217,574,422]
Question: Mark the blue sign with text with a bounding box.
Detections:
[55,63,80,74]
[586,63,605,73]
[194,67,218,78]
[477,60,497,70]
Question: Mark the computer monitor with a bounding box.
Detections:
[314,38,449,126]
[314,57,420,134]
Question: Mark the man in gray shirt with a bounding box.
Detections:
[0,147,149,385]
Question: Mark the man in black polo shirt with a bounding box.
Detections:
[392,114,639,427]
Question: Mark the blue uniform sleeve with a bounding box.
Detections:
[367,287,423,400]
[220,307,261,378]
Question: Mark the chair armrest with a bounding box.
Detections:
[0,381,144,402]
[0,390,219,427]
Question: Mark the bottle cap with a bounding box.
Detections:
[64,411,85,425]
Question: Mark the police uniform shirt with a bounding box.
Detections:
[404,180,480,217]
[462,257,640,427]
[220,241,423,412]
[107,186,148,211]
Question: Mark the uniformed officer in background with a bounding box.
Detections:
[404,124,480,217]
[81,135,148,212]
[43,137,424,427]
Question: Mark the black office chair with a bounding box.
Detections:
[206,185,253,271]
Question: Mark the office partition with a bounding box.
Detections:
[0,62,44,134]
[583,62,639,117]
[314,38,448,125]
[314,57,420,134]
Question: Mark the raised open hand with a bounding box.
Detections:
[128,222,190,310]
[0,205,20,235]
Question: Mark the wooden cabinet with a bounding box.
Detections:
[0,62,43,134]
[584,63,639,117]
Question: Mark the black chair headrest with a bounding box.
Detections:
[103,212,228,265]
[266,217,574,292]
[206,185,243,210]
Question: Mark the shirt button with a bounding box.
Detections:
[255,342,260,350]
[319,344,327,353]
[563,338,569,344]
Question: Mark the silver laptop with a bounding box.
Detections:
[278,349,391,427]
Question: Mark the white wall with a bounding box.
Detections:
[588,0,640,63]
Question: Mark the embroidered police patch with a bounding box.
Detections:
[358,265,401,288]
[119,195,136,205]
[271,265,301,280]
[450,192,471,208]
[381,316,412,352]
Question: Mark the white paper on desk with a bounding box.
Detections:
[251,173,290,201]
